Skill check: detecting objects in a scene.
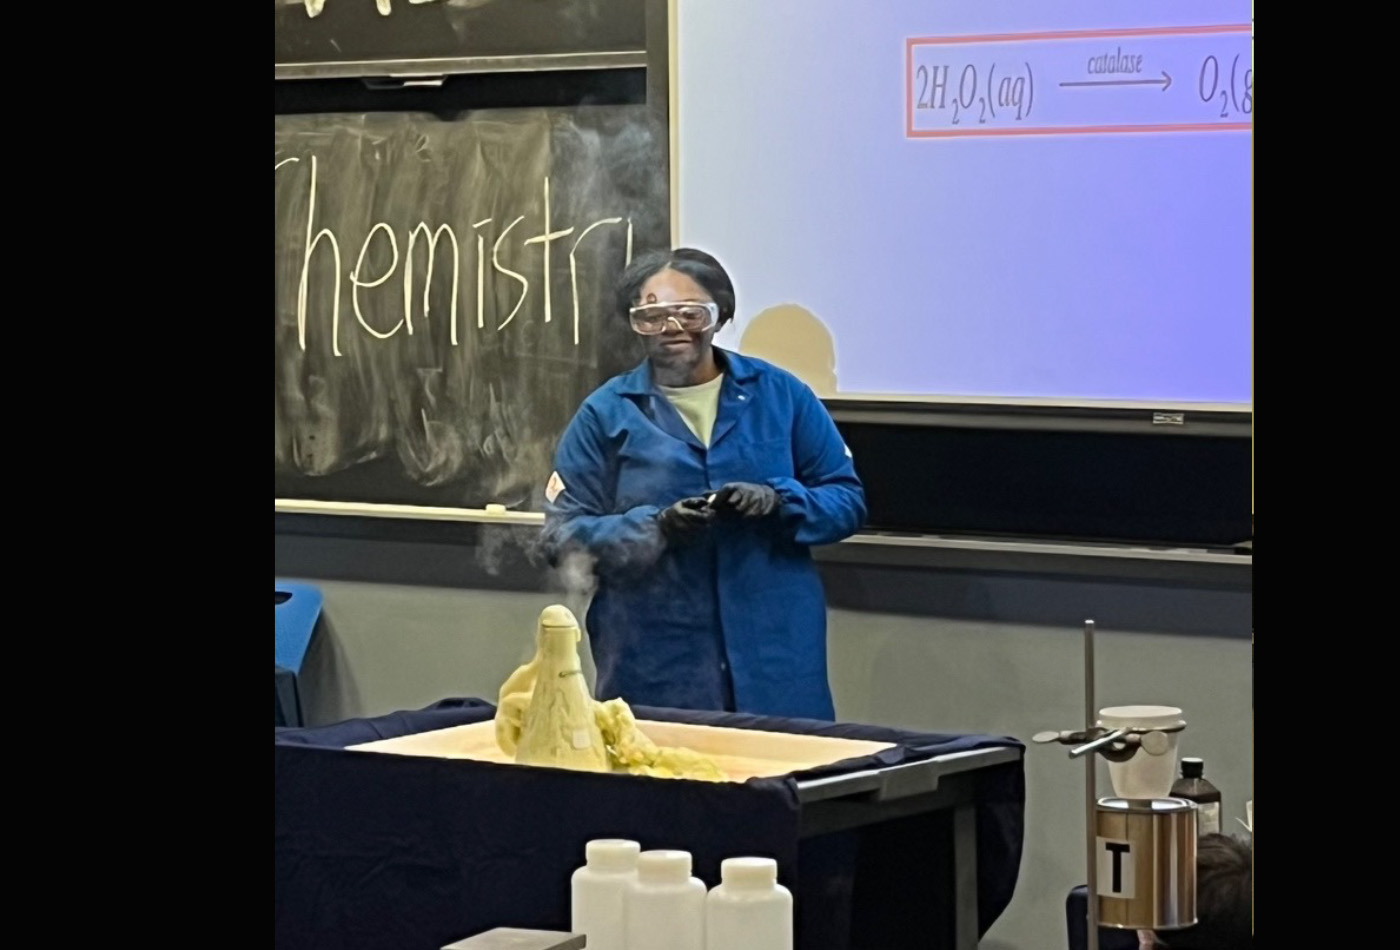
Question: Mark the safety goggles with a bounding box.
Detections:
[627,301,719,336]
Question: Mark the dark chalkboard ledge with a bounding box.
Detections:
[812,532,1250,588]
[276,50,647,81]
[274,501,1251,587]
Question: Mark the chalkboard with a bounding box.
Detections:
[274,105,662,511]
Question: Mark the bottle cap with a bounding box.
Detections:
[637,850,692,882]
[586,839,640,871]
[1180,757,1205,778]
[721,857,778,887]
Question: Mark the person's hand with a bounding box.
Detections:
[657,496,716,543]
[710,482,779,518]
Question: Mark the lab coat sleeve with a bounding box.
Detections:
[767,385,868,546]
[541,402,667,576]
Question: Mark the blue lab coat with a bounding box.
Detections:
[542,349,867,720]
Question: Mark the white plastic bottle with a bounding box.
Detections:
[705,857,793,950]
[624,849,707,950]
[571,839,641,950]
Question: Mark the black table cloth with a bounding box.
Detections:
[275,699,1025,950]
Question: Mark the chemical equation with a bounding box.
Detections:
[906,25,1252,138]
[1195,54,1253,120]
[913,61,1036,126]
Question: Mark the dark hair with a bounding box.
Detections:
[1158,834,1252,950]
[615,247,736,328]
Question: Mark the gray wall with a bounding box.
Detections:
[277,528,1251,950]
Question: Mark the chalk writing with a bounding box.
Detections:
[278,155,633,356]
[275,106,660,509]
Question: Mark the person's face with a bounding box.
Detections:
[633,268,718,372]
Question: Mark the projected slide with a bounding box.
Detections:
[907,25,1253,136]
[676,1,1253,408]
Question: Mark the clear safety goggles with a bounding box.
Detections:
[628,301,719,336]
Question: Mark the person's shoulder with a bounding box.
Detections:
[581,362,649,409]
[562,364,648,437]
[723,350,811,396]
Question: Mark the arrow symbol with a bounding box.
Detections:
[1059,71,1172,92]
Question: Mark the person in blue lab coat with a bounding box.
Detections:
[540,248,867,720]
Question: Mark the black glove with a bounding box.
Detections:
[710,482,779,518]
[657,496,716,543]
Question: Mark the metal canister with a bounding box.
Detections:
[1094,797,1197,930]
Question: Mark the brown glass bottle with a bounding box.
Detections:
[1170,757,1222,836]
